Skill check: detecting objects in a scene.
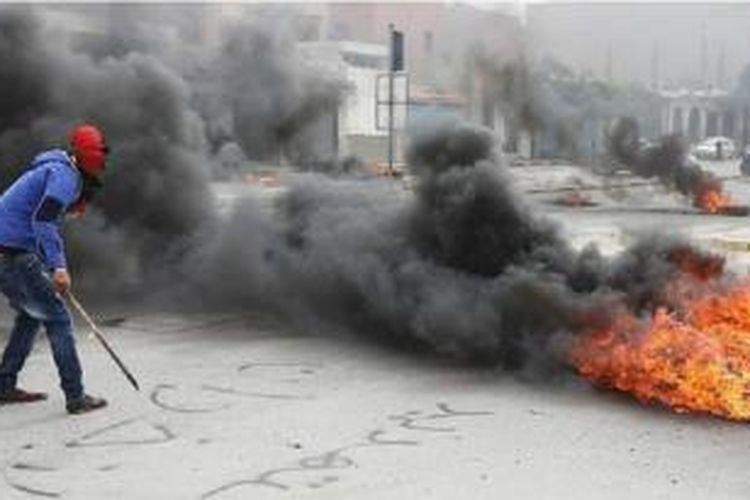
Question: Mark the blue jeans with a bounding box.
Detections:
[0,253,84,403]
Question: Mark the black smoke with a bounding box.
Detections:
[0,5,345,298]
[188,122,720,370]
[606,117,723,205]
[190,14,347,165]
[0,7,725,374]
[0,9,50,134]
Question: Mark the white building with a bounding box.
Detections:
[299,41,404,164]
[659,88,743,145]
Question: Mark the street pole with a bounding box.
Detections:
[388,23,395,176]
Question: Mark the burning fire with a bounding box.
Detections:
[696,189,732,213]
[570,279,750,421]
[694,178,732,214]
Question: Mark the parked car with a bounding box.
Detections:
[692,136,737,160]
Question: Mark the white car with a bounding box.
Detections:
[692,136,736,160]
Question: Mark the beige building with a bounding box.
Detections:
[325,3,522,91]
[318,2,524,159]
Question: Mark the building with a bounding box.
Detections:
[37,3,526,164]
[319,3,523,161]
[659,88,750,148]
[298,41,391,163]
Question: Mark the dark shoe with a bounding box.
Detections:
[0,388,48,404]
[66,394,107,415]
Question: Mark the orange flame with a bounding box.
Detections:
[696,189,732,213]
[569,282,750,421]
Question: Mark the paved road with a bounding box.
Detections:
[1,166,748,499]
[0,308,747,500]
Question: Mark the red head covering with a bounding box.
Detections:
[69,124,108,176]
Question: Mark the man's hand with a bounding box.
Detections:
[52,268,71,294]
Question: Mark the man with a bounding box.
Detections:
[0,124,108,415]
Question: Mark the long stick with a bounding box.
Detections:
[65,291,140,391]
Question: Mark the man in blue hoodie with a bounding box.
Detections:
[0,124,108,415]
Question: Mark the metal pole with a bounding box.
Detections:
[66,291,140,391]
[388,23,395,176]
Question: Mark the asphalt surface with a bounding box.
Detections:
[1,161,749,500]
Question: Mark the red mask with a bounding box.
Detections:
[70,124,108,176]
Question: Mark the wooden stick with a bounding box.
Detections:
[66,291,140,391]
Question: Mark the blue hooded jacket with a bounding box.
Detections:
[0,149,81,270]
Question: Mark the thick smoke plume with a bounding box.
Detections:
[606,117,723,205]
[0,6,214,296]
[0,6,344,298]
[189,121,722,370]
[0,7,727,374]
[203,23,345,164]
